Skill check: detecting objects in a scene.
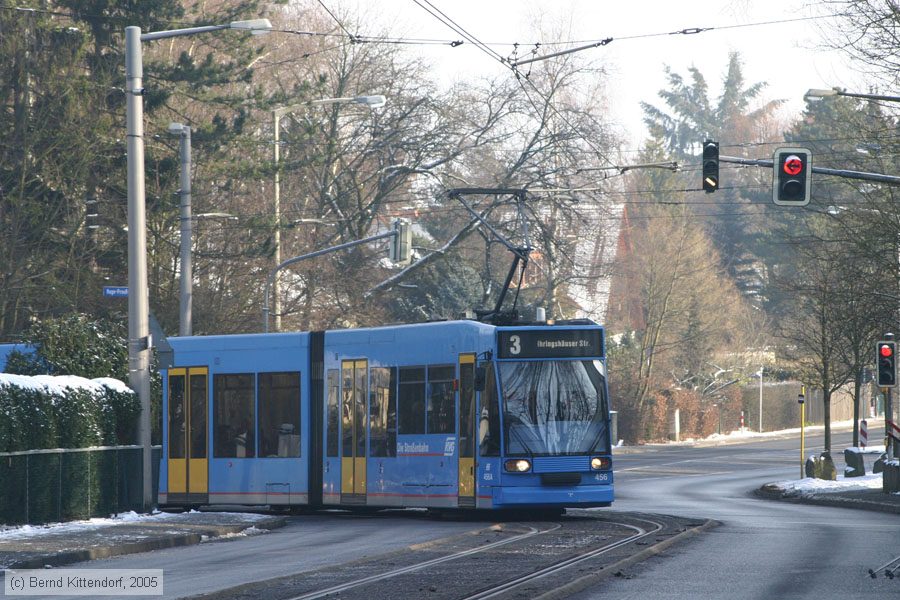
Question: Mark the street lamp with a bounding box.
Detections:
[167,122,192,337]
[270,94,385,331]
[804,87,900,103]
[126,17,271,511]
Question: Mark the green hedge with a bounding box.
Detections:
[0,375,139,452]
[6,314,163,445]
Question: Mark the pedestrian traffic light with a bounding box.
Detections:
[702,140,719,193]
[877,340,897,387]
[772,147,811,206]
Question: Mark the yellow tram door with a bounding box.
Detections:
[341,360,368,502]
[167,367,209,504]
[458,354,477,507]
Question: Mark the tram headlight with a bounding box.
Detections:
[591,457,611,471]
[504,459,532,473]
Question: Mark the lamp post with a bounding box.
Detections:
[167,122,192,337]
[126,18,271,511]
[270,95,385,331]
[804,87,900,103]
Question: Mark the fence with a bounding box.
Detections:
[0,445,160,525]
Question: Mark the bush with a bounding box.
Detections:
[6,313,161,444]
[0,375,136,451]
[7,314,127,380]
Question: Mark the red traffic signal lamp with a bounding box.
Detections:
[877,340,897,387]
[702,140,719,193]
[773,147,811,206]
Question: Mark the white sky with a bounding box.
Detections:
[334,0,864,150]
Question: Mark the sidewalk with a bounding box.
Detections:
[0,511,286,570]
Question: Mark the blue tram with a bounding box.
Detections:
[159,318,613,511]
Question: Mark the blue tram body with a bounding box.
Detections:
[159,319,613,511]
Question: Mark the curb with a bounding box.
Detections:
[753,487,900,515]
[531,519,720,600]
[4,516,286,570]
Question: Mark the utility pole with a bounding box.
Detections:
[758,367,764,433]
[168,123,192,336]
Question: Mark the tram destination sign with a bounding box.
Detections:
[498,329,603,359]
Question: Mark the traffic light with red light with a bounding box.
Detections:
[877,340,897,387]
[773,147,811,206]
[702,140,719,193]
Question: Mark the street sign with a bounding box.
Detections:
[103,286,128,298]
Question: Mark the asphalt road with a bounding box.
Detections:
[24,511,482,600]
[571,427,900,600]
[18,427,898,600]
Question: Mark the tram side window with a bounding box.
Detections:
[326,370,340,457]
[479,363,501,457]
[427,365,455,434]
[213,373,256,458]
[398,366,426,434]
[370,367,397,457]
[168,374,186,459]
[258,372,301,458]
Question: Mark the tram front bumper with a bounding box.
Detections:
[491,483,614,508]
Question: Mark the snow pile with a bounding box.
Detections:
[766,473,883,498]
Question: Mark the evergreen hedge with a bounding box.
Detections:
[0,375,139,452]
[5,313,162,444]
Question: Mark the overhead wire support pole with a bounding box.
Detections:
[720,155,900,186]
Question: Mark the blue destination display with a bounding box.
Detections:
[497,328,604,359]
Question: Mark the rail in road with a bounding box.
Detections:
[187,512,712,600]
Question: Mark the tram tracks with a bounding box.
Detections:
[283,523,561,600]
[461,516,665,600]
[190,513,710,600]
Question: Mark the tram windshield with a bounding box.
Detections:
[499,360,609,456]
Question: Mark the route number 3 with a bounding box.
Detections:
[508,335,521,355]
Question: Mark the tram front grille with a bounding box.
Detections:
[540,472,582,486]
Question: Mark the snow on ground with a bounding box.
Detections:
[768,473,884,497]
[0,510,272,541]
[0,511,173,541]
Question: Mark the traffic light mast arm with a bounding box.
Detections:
[262,229,398,332]
[720,155,900,186]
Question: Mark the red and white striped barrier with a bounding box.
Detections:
[860,419,867,449]
[888,419,900,443]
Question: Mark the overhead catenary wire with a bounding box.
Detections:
[510,13,848,66]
